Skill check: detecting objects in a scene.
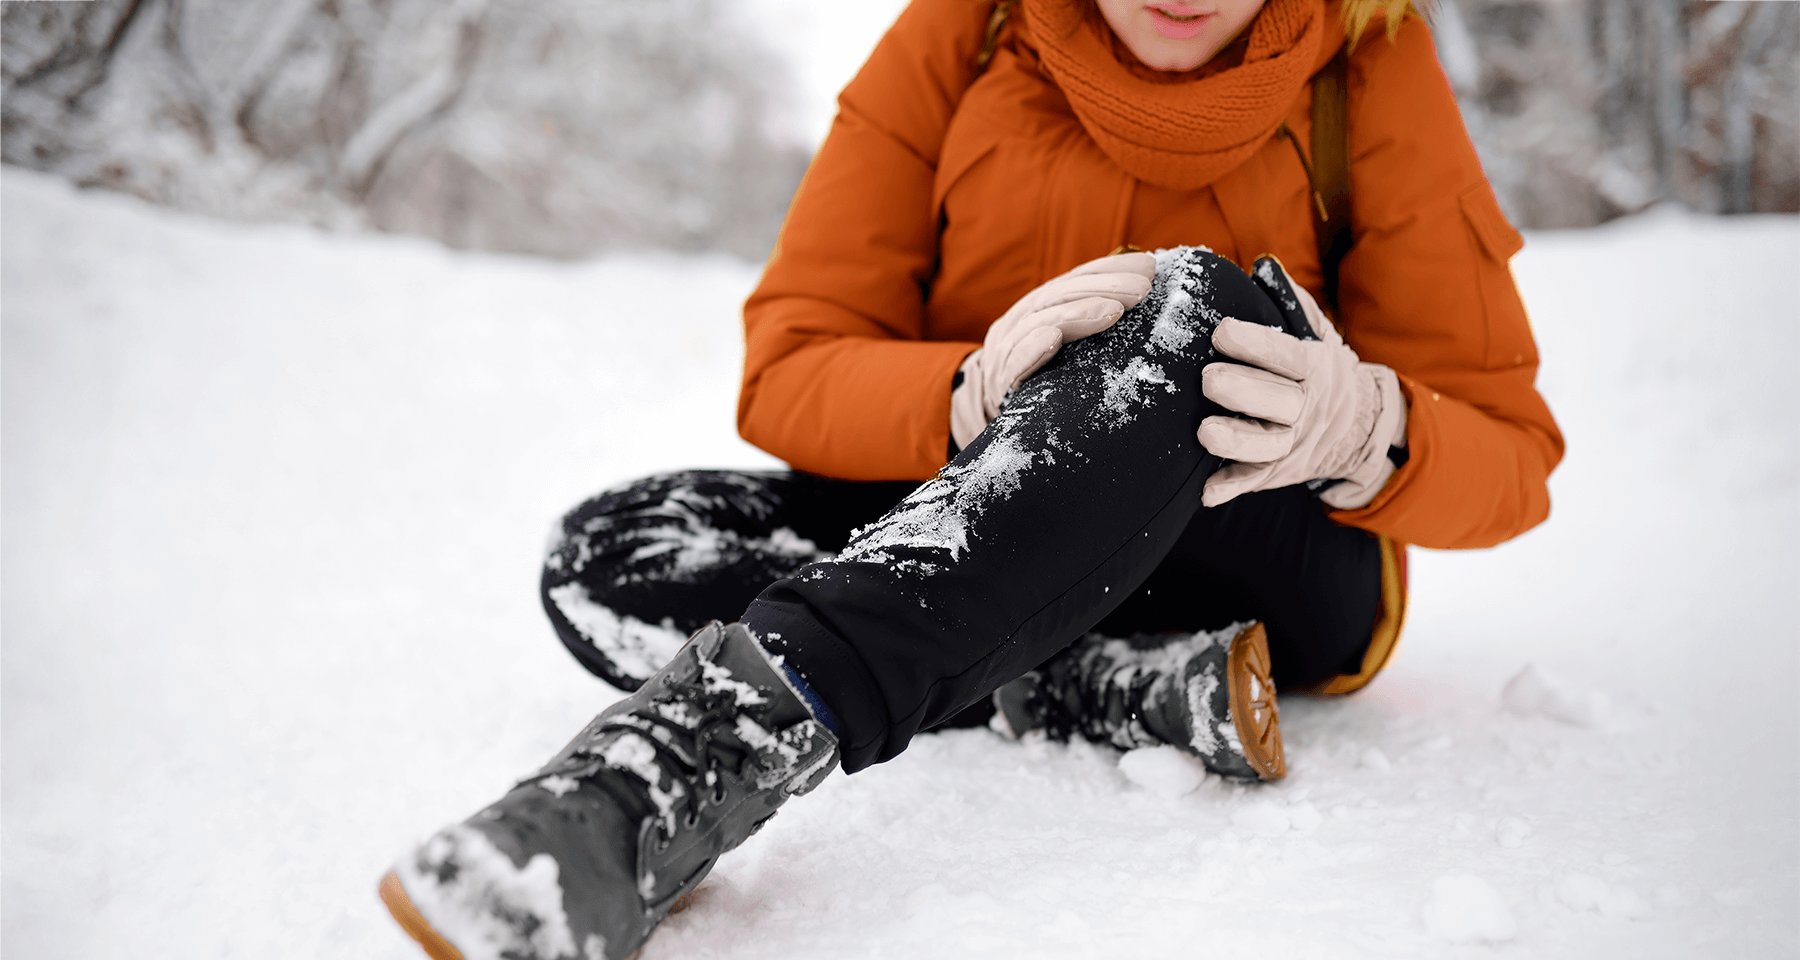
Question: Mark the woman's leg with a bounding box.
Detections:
[540,469,914,689]
[743,247,1330,772]
[1093,485,1381,689]
[988,485,1381,779]
[379,249,1366,959]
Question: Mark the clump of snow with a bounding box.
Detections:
[395,826,583,960]
[1117,746,1207,796]
[1250,257,1293,304]
[1556,873,1651,920]
[764,528,818,558]
[1146,245,1223,356]
[1097,356,1177,426]
[545,583,687,682]
[1147,301,1201,353]
[698,653,771,709]
[596,732,685,826]
[1359,746,1394,772]
[1502,664,1610,727]
[1422,873,1516,943]
[1181,667,1227,755]
[838,433,1036,573]
[538,775,580,798]
[620,519,819,582]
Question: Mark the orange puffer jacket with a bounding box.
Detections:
[738,0,1564,689]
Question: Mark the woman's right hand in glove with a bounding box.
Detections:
[950,251,1156,450]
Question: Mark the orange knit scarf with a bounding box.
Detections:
[1021,0,1325,190]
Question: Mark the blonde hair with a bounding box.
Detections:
[1343,0,1423,48]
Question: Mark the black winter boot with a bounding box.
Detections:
[992,622,1284,781]
[380,621,838,960]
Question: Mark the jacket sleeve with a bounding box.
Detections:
[737,0,990,481]
[1325,16,1565,549]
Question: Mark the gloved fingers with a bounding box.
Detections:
[1038,296,1126,341]
[1000,323,1067,395]
[1212,317,1319,381]
[1201,361,1305,426]
[1196,414,1298,463]
[1027,270,1153,313]
[1201,461,1275,508]
[994,253,1154,342]
[1062,251,1156,281]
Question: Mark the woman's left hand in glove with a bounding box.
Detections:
[1197,257,1407,510]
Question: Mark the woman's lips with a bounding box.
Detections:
[1147,3,1214,40]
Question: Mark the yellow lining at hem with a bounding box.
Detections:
[1306,536,1407,696]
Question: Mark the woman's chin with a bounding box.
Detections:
[1139,51,1217,72]
[1124,37,1224,73]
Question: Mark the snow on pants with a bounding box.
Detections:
[542,248,1381,773]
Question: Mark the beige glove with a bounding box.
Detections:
[951,252,1156,450]
[1197,263,1406,510]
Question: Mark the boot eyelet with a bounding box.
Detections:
[711,781,728,805]
[683,809,699,829]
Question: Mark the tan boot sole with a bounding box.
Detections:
[379,870,698,960]
[379,871,465,960]
[1226,623,1286,781]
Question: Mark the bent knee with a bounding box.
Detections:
[1064,247,1284,378]
[539,467,806,630]
[542,469,733,579]
[1145,247,1284,352]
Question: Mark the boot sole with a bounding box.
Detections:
[379,870,698,960]
[1227,623,1286,781]
[379,871,465,960]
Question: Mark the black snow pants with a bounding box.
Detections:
[542,248,1382,773]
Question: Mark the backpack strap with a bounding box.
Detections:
[977,0,1016,71]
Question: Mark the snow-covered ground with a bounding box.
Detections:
[3,167,1796,959]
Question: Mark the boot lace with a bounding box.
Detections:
[535,670,783,850]
[1034,649,1165,751]
[1076,661,1164,751]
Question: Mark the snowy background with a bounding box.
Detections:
[5,2,1800,959]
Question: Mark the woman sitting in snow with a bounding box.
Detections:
[381,0,1562,956]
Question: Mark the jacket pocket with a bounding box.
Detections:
[932,109,1003,221]
[1459,183,1533,370]
[927,107,1025,320]
[1459,182,1524,262]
